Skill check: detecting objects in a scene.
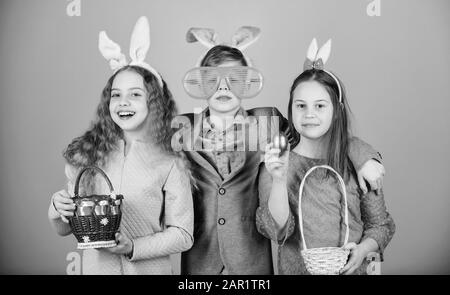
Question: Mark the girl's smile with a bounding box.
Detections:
[117,110,136,120]
[109,70,150,137]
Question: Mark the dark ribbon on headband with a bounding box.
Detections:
[303,58,324,71]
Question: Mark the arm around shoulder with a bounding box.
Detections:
[348,136,382,172]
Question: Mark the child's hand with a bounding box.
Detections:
[357,160,385,195]
[264,143,289,181]
[340,242,369,275]
[100,233,134,257]
[50,189,75,223]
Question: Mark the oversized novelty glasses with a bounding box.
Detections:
[183,66,264,99]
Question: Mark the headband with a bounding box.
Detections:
[303,38,342,104]
[98,16,163,88]
[186,26,261,67]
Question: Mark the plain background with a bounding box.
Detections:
[0,0,449,275]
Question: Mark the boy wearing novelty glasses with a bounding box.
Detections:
[172,28,385,275]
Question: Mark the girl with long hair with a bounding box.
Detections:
[256,39,395,275]
[48,17,193,275]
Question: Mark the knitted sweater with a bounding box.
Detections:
[50,139,194,275]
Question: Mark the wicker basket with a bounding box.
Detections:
[298,165,350,275]
[68,166,124,250]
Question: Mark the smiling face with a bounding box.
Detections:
[109,70,150,137]
[291,80,334,140]
[206,60,243,115]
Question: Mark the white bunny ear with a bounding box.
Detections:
[98,31,127,71]
[306,38,318,61]
[129,16,150,63]
[316,39,332,64]
[186,28,218,49]
[231,26,261,51]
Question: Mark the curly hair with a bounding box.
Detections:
[63,65,177,189]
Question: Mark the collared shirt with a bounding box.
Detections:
[196,108,249,179]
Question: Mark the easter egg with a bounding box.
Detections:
[272,133,288,154]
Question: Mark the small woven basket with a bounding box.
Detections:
[298,165,350,275]
[68,166,124,250]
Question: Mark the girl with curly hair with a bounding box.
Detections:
[48,17,193,275]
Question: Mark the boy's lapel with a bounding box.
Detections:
[222,153,247,184]
[189,151,223,183]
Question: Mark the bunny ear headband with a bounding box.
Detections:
[303,38,342,104]
[98,16,163,88]
[186,26,261,66]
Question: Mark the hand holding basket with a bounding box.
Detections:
[68,166,124,249]
[298,165,350,275]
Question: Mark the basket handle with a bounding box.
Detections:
[73,166,116,199]
[298,165,349,250]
